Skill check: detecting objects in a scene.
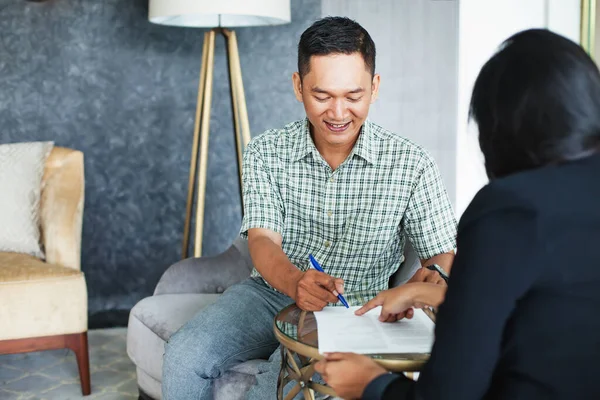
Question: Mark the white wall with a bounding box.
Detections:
[321,0,582,217]
[322,0,459,203]
[455,0,581,216]
[548,0,582,43]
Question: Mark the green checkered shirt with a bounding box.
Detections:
[240,119,457,305]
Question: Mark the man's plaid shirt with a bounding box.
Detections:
[240,119,457,305]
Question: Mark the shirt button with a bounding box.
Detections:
[327,211,333,217]
[324,240,331,248]
[329,177,334,182]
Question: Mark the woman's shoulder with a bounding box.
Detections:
[459,174,538,233]
[461,156,600,231]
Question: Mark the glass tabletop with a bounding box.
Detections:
[273,304,432,372]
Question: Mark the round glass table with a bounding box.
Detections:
[273,304,434,400]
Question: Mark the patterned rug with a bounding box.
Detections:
[0,328,137,400]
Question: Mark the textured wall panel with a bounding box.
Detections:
[0,0,319,324]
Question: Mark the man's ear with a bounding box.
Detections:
[370,73,381,104]
[292,72,303,103]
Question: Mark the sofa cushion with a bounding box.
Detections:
[0,141,54,258]
[127,293,221,381]
[0,252,87,340]
[0,252,80,282]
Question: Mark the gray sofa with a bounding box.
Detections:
[126,237,421,399]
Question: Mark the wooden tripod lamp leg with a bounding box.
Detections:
[228,32,252,148]
[182,31,210,259]
[224,29,252,211]
[223,29,244,197]
[193,29,217,257]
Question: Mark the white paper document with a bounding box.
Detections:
[314,306,435,354]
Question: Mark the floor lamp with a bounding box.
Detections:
[148,0,291,258]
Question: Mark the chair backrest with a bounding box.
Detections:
[40,147,84,270]
[232,236,253,269]
[389,238,422,288]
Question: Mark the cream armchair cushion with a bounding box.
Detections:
[0,252,87,341]
[0,141,54,258]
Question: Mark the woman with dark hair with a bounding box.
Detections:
[315,29,600,400]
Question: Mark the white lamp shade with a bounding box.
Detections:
[149,0,291,28]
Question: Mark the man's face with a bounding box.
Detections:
[293,53,380,149]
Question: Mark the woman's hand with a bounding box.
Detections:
[315,352,387,399]
[355,285,418,322]
[356,283,446,322]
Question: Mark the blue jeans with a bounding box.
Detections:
[162,277,294,399]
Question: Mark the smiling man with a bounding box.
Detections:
[162,17,457,399]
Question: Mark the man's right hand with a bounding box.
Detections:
[295,269,345,311]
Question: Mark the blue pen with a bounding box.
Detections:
[308,254,350,308]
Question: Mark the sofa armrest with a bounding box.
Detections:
[154,238,254,295]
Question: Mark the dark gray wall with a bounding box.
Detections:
[0,0,320,325]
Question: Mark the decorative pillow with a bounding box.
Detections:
[0,141,54,258]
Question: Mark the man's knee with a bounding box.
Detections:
[163,327,226,380]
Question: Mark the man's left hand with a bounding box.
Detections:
[407,267,445,285]
[315,353,387,399]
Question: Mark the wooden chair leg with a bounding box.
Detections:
[66,332,91,395]
[0,332,92,396]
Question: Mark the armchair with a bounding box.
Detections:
[0,147,89,395]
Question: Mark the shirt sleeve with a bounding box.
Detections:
[403,156,457,259]
[414,194,542,399]
[239,146,284,238]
